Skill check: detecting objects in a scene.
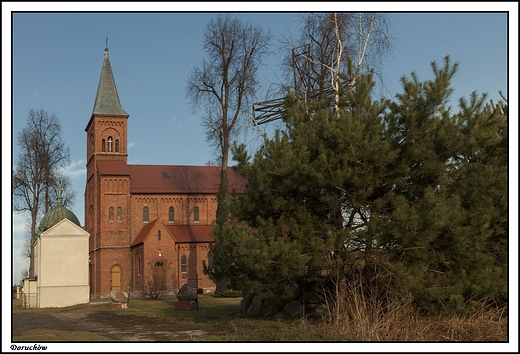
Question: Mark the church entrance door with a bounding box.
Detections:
[111,266,121,291]
[154,261,166,291]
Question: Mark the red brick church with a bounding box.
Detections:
[85,47,246,298]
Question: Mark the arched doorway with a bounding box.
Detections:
[111,265,121,291]
[153,261,166,292]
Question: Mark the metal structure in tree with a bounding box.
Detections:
[252,44,336,125]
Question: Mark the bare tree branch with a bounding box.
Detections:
[186,14,271,225]
[12,108,74,278]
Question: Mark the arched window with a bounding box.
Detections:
[108,136,113,152]
[158,230,161,241]
[137,257,141,276]
[181,255,187,277]
[102,139,106,152]
[169,206,174,223]
[143,206,149,222]
[194,206,199,222]
[115,139,119,152]
[109,207,114,222]
[117,207,122,222]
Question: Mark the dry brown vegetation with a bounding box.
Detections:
[314,278,508,342]
[12,292,507,342]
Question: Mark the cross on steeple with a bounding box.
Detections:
[104,37,109,58]
[56,185,64,206]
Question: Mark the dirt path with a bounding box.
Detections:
[12,307,221,341]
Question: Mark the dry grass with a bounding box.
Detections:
[322,278,508,342]
[416,302,508,342]
[12,292,507,342]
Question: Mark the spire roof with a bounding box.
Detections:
[92,47,128,116]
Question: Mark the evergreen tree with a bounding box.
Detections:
[379,57,508,313]
[221,68,393,301]
[214,56,507,315]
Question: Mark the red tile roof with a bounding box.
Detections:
[165,225,214,243]
[97,162,246,194]
[97,160,131,175]
[131,220,214,247]
[128,165,246,194]
[131,219,161,246]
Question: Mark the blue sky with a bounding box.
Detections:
[5,3,516,283]
[3,2,518,352]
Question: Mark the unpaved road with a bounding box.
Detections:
[12,307,224,342]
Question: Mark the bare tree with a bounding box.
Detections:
[19,178,72,266]
[254,12,392,124]
[47,174,76,210]
[12,108,73,278]
[20,269,29,286]
[186,14,271,224]
[21,223,32,260]
[144,274,167,300]
[292,12,392,99]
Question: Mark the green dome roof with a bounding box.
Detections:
[38,191,81,234]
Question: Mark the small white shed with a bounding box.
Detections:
[23,190,90,308]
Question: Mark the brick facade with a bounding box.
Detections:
[85,49,244,298]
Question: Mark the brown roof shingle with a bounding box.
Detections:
[97,160,131,175]
[131,220,214,247]
[127,165,246,194]
[131,219,159,247]
[96,162,247,195]
[165,225,214,243]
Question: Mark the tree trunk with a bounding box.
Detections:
[216,136,230,226]
[28,195,39,279]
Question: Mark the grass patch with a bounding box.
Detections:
[208,318,352,341]
[12,299,98,314]
[12,294,507,342]
[121,295,243,323]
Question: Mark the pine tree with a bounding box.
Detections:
[380,57,508,313]
[221,68,394,302]
[211,56,507,315]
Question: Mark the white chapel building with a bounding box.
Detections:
[23,190,90,308]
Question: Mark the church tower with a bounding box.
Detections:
[85,46,131,297]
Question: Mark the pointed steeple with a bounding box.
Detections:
[92,45,128,116]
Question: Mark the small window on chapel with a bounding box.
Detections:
[109,207,114,222]
[102,139,106,152]
[115,139,119,152]
[108,136,113,152]
[158,230,161,241]
[143,206,149,223]
[117,207,122,222]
